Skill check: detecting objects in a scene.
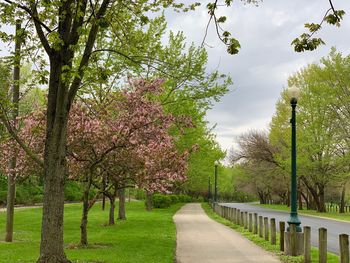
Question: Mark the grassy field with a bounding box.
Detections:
[201,203,339,263]
[0,201,182,263]
[257,204,350,222]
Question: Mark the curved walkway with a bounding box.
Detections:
[173,203,280,263]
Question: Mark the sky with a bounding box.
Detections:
[165,0,350,156]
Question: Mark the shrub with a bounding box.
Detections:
[178,194,192,203]
[16,183,43,205]
[0,190,7,206]
[64,181,83,201]
[152,194,172,208]
[169,194,179,204]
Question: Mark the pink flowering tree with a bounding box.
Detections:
[0,111,45,177]
[0,79,194,247]
[67,79,193,244]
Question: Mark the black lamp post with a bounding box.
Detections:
[208,177,211,203]
[214,161,219,203]
[287,86,302,232]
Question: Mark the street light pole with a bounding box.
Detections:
[214,161,218,203]
[208,177,211,203]
[287,86,302,232]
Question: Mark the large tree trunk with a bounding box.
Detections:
[145,191,153,211]
[5,21,21,243]
[298,190,303,210]
[318,185,326,212]
[101,176,106,211]
[5,159,16,242]
[118,187,126,220]
[80,188,90,246]
[340,183,346,214]
[108,196,115,225]
[37,57,70,263]
[301,191,309,210]
[301,177,319,211]
[38,147,69,263]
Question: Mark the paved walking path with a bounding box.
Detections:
[173,203,280,263]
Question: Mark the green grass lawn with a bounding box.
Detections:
[257,204,350,222]
[0,201,182,263]
[201,203,339,263]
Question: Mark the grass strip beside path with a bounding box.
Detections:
[257,204,350,222]
[201,203,339,263]
[0,201,182,263]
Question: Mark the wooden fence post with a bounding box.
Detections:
[240,212,244,227]
[259,216,263,238]
[290,224,297,256]
[233,208,236,223]
[249,213,253,232]
[264,217,269,241]
[270,218,276,245]
[244,212,248,229]
[339,234,349,263]
[304,226,311,263]
[254,213,258,234]
[319,228,327,263]
[279,221,285,252]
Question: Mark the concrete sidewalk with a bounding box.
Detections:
[173,203,281,263]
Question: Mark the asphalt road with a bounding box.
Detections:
[222,203,350,255]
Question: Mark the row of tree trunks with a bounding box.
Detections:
[107,183,127,225]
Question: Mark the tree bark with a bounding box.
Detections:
[258,192,265,204]
[5,20,22,243]
[34,1,110,261]
[298,189,303,210]
[5,159,16,242]
[118,187,126,220]
[80,187,90,246]
[101,176,106,211]
[146,191,153,211]
[108,196,115,225]
[107,183,118,225]
[318,185,326,212]
[301,191,309,210]
[37,53,71,262]
[340,183,346,213]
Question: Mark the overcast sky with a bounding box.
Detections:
[165,0,350,156]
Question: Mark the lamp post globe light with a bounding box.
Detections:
[287,86,302,232]
[214,161,219,203]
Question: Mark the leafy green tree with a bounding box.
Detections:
[0,2,203,262]
[270,49,350,212]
